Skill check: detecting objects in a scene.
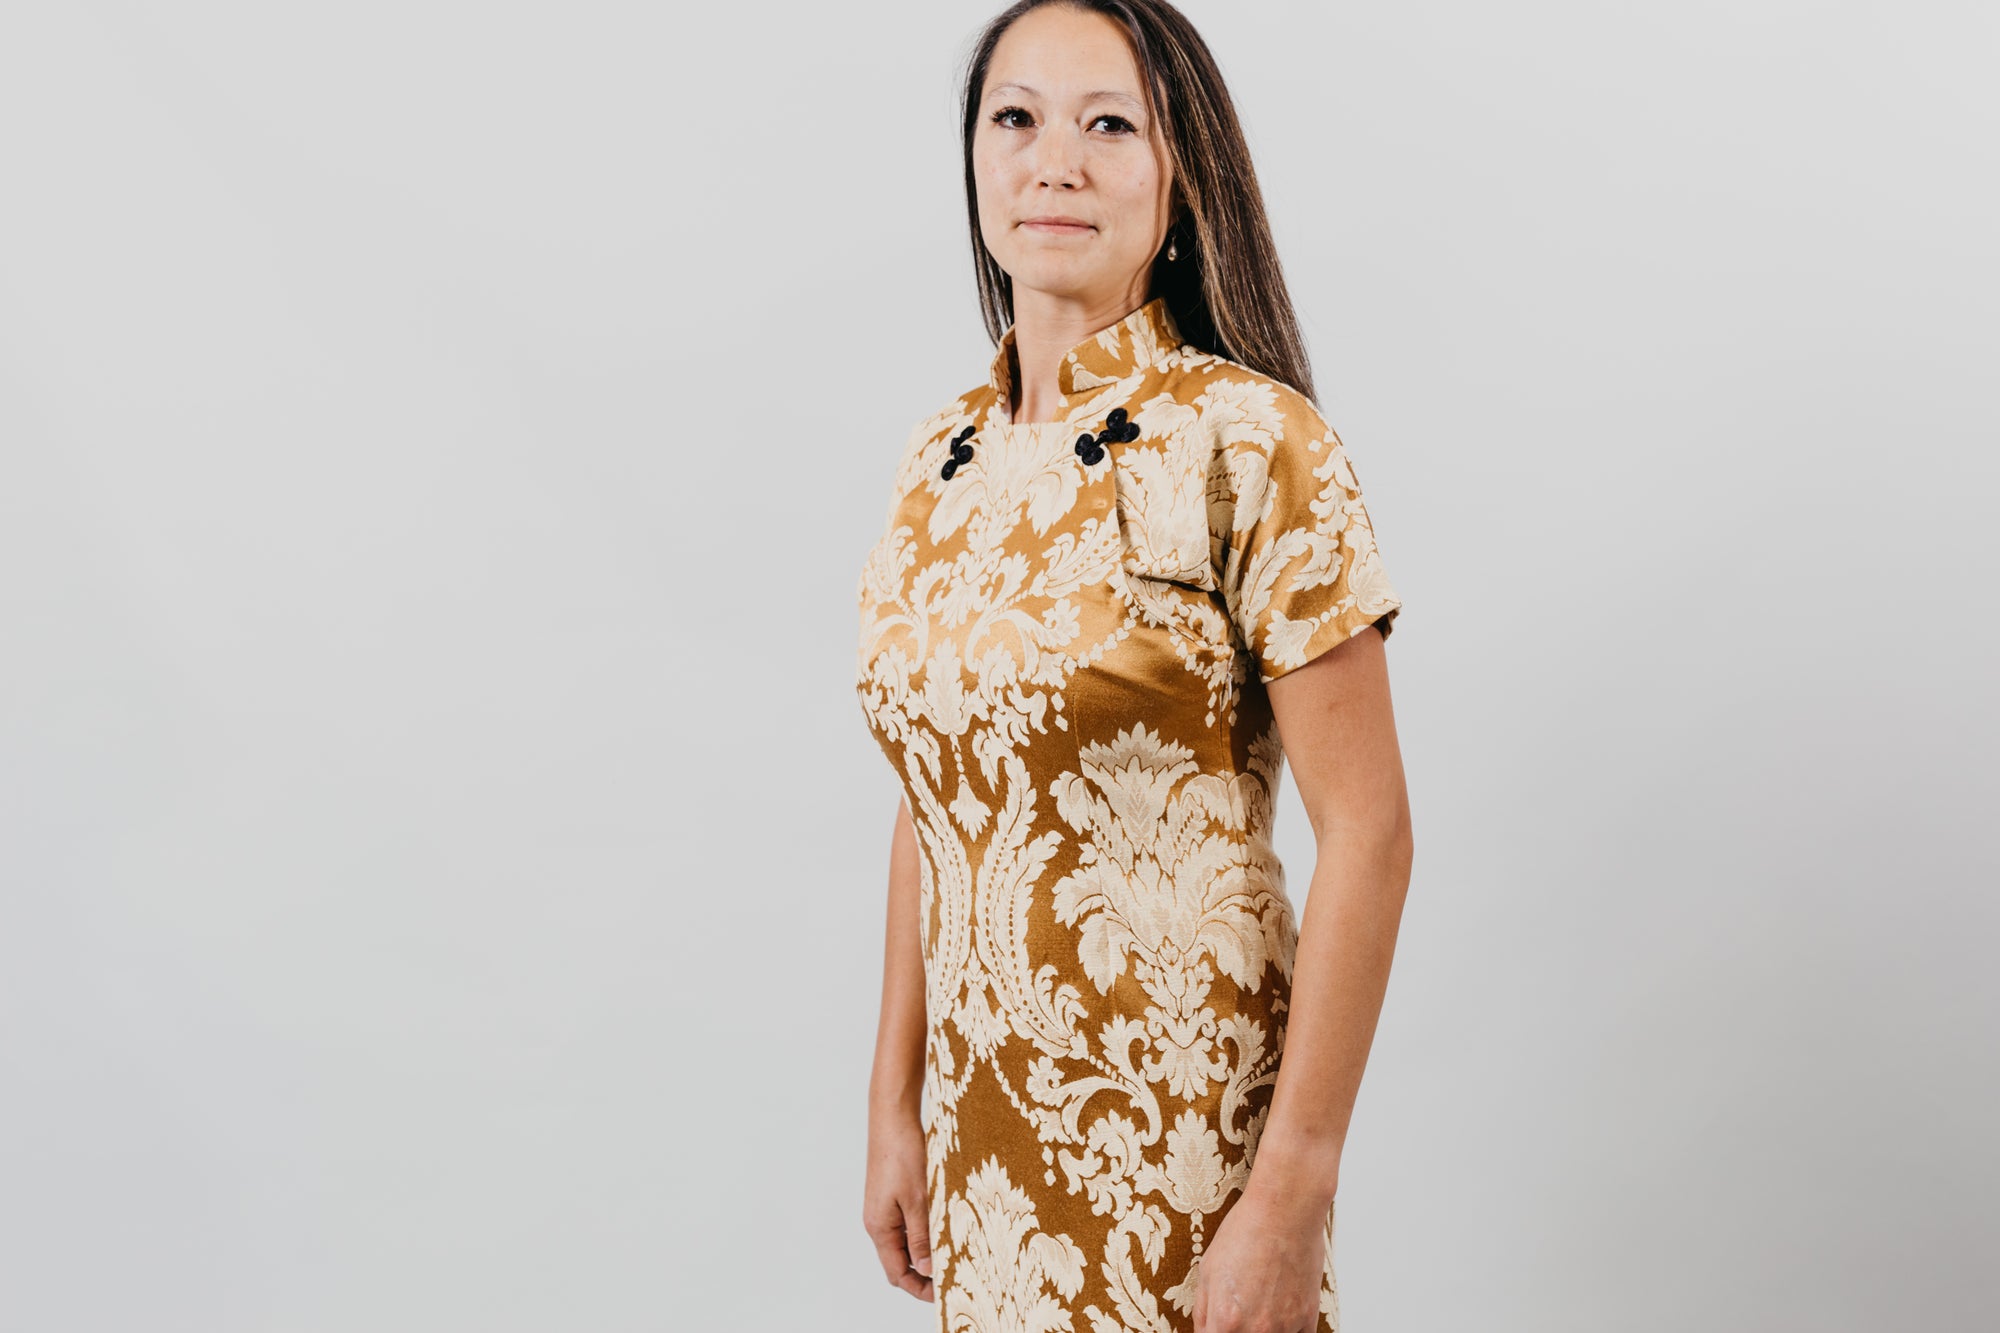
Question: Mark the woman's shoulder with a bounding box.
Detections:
[912,381,999,454]
[1154,345,1323,427]
[874,382,997,507]
[1141,347,1341,482]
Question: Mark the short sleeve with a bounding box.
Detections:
[1211,385,1404,683]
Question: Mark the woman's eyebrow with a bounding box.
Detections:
[987,82,1143,109]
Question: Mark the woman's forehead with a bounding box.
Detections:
[985,7,1143,92]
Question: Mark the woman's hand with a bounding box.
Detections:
[1192,1176,1330,1332]
[862,1108,934,1302]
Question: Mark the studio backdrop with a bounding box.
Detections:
[0,3,1993,1331]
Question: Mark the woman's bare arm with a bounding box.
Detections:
[1251,625,1415,1207]
[862,797,935,1301]
[870,797,928,1118]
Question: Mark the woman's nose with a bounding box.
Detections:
[1033,129,1086,187]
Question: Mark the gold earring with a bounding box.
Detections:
[1167,233,1178,261]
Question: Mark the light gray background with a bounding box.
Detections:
[1,2,1994,1330]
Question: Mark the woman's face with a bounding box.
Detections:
[973,5,1175,308]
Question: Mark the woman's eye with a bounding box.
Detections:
[987,108,1138,134]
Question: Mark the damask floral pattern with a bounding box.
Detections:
[855,296,1401,1332]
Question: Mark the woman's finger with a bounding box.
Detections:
[903,1193,933,1279]
[865,1195,934,1302]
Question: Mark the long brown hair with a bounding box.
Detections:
[959,0,1321,404]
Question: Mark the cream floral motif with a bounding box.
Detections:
[856,296,1394,1332]
[944,1156,1088,1333]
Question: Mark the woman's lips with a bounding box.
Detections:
[1021,220,1094,234]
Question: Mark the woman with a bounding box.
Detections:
[853,3,1412,1329]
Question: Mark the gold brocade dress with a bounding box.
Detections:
[854,296,1403,1333]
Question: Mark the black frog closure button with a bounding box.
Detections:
[939,424,977,480]
[1075,405,1141,467]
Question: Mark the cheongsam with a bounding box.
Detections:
[854,295,1403,1332]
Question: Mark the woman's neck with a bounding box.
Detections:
[1006,289,1148,425]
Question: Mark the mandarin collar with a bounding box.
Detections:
[985,296,1185,425]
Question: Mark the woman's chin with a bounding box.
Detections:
[1001,256,1130,299]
